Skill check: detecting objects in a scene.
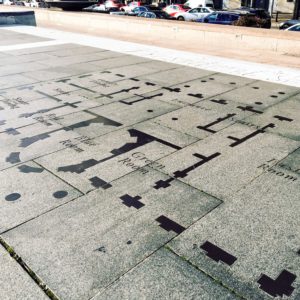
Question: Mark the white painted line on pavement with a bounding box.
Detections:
[0,38,68,51]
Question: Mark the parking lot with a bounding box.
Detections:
[1,0,299,29]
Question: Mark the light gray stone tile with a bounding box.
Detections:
[152,99,253,138]
[219,80,300,108]
[36,127,182,192]
[94,248,239,300]
[0,95,99,132]
[169,172,300,299]
[90,98,179,127]
[133,120,198,148]
[0,161,82,232]
[138,66,214,86]
[0,246,48,300]
[3,168,220,300]
[241,96,300,141]
[151,123,299,200]
[0,121,82,170]
[0,74,38,90]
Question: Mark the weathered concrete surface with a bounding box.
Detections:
[94,248,239,300]
[0,246,48,300]
[0,28,299,300]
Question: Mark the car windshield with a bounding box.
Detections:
[289,24,300,31]
[207,13,217,21]
[156,11,169,18]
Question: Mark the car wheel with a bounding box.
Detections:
[177,16,184,21]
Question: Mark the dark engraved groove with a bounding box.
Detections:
[58,129,181,173]
[119,194,144,209]
[18,165,44,173]
[5,193,21,201]
[236,105,263,114]
[273,115,293,122]
[227,123,275,147]
[257,270,296,297]
[89,177,112,189]
[6,152,21,164]
[155,215,186,234]
[200,241,237,266]
[119,93,163,105]
[154,152,221,189]
[197,114,236,133]
[210,99,228,105]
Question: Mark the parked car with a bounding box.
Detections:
[15,1,25,5]
[137,10,174,19]
[285,23,300,31]
[163,4,190,17]
[128,5,161,16]
[279,19,300,30]
[184,0,214,8]
[121,1,141,12]
[233,7,271,28]
[98,0,123,12]
[199,11,240,25]
[23,0,39,7]
[3,0,14,5]
[83,4,100,11]
[175,6,213,21]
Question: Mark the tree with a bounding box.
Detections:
[293,0,300,19]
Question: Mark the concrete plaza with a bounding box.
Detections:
[0,25,299,300]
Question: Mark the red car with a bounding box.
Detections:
[163,4,190,17]
[99,0,123,11]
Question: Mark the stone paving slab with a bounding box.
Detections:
[151,122,299,200]
[0,73,38,90]
[278,147,300,175]
[0,120,82,170]
[0,246,48,300]
[241,96,300,141]
[35,124,190,193]
[0,161,81,233]
[218,80,300,108]
[94,248,239,300]
[152,99,254,139]
[0,94,99,132]
[3,167,220,300]
[138,66,214,86]
[0,28,51,46]
[168,171,300,299]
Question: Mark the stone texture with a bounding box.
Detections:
[3,168,220,300]
[0,246,48,300]
[94,248,238,300]
[0,161,82,232]
[169,172,300,299]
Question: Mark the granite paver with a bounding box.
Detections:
[0,29,299,300]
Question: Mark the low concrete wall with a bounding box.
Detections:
[1,6,300,56]
[0,10,36,26]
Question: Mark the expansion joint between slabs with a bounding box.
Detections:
[0,235,60,300]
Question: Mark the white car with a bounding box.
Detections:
[121,1,141,12]
[3,0,14,5]
[26,0,40,7]
[175,7,213,21]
